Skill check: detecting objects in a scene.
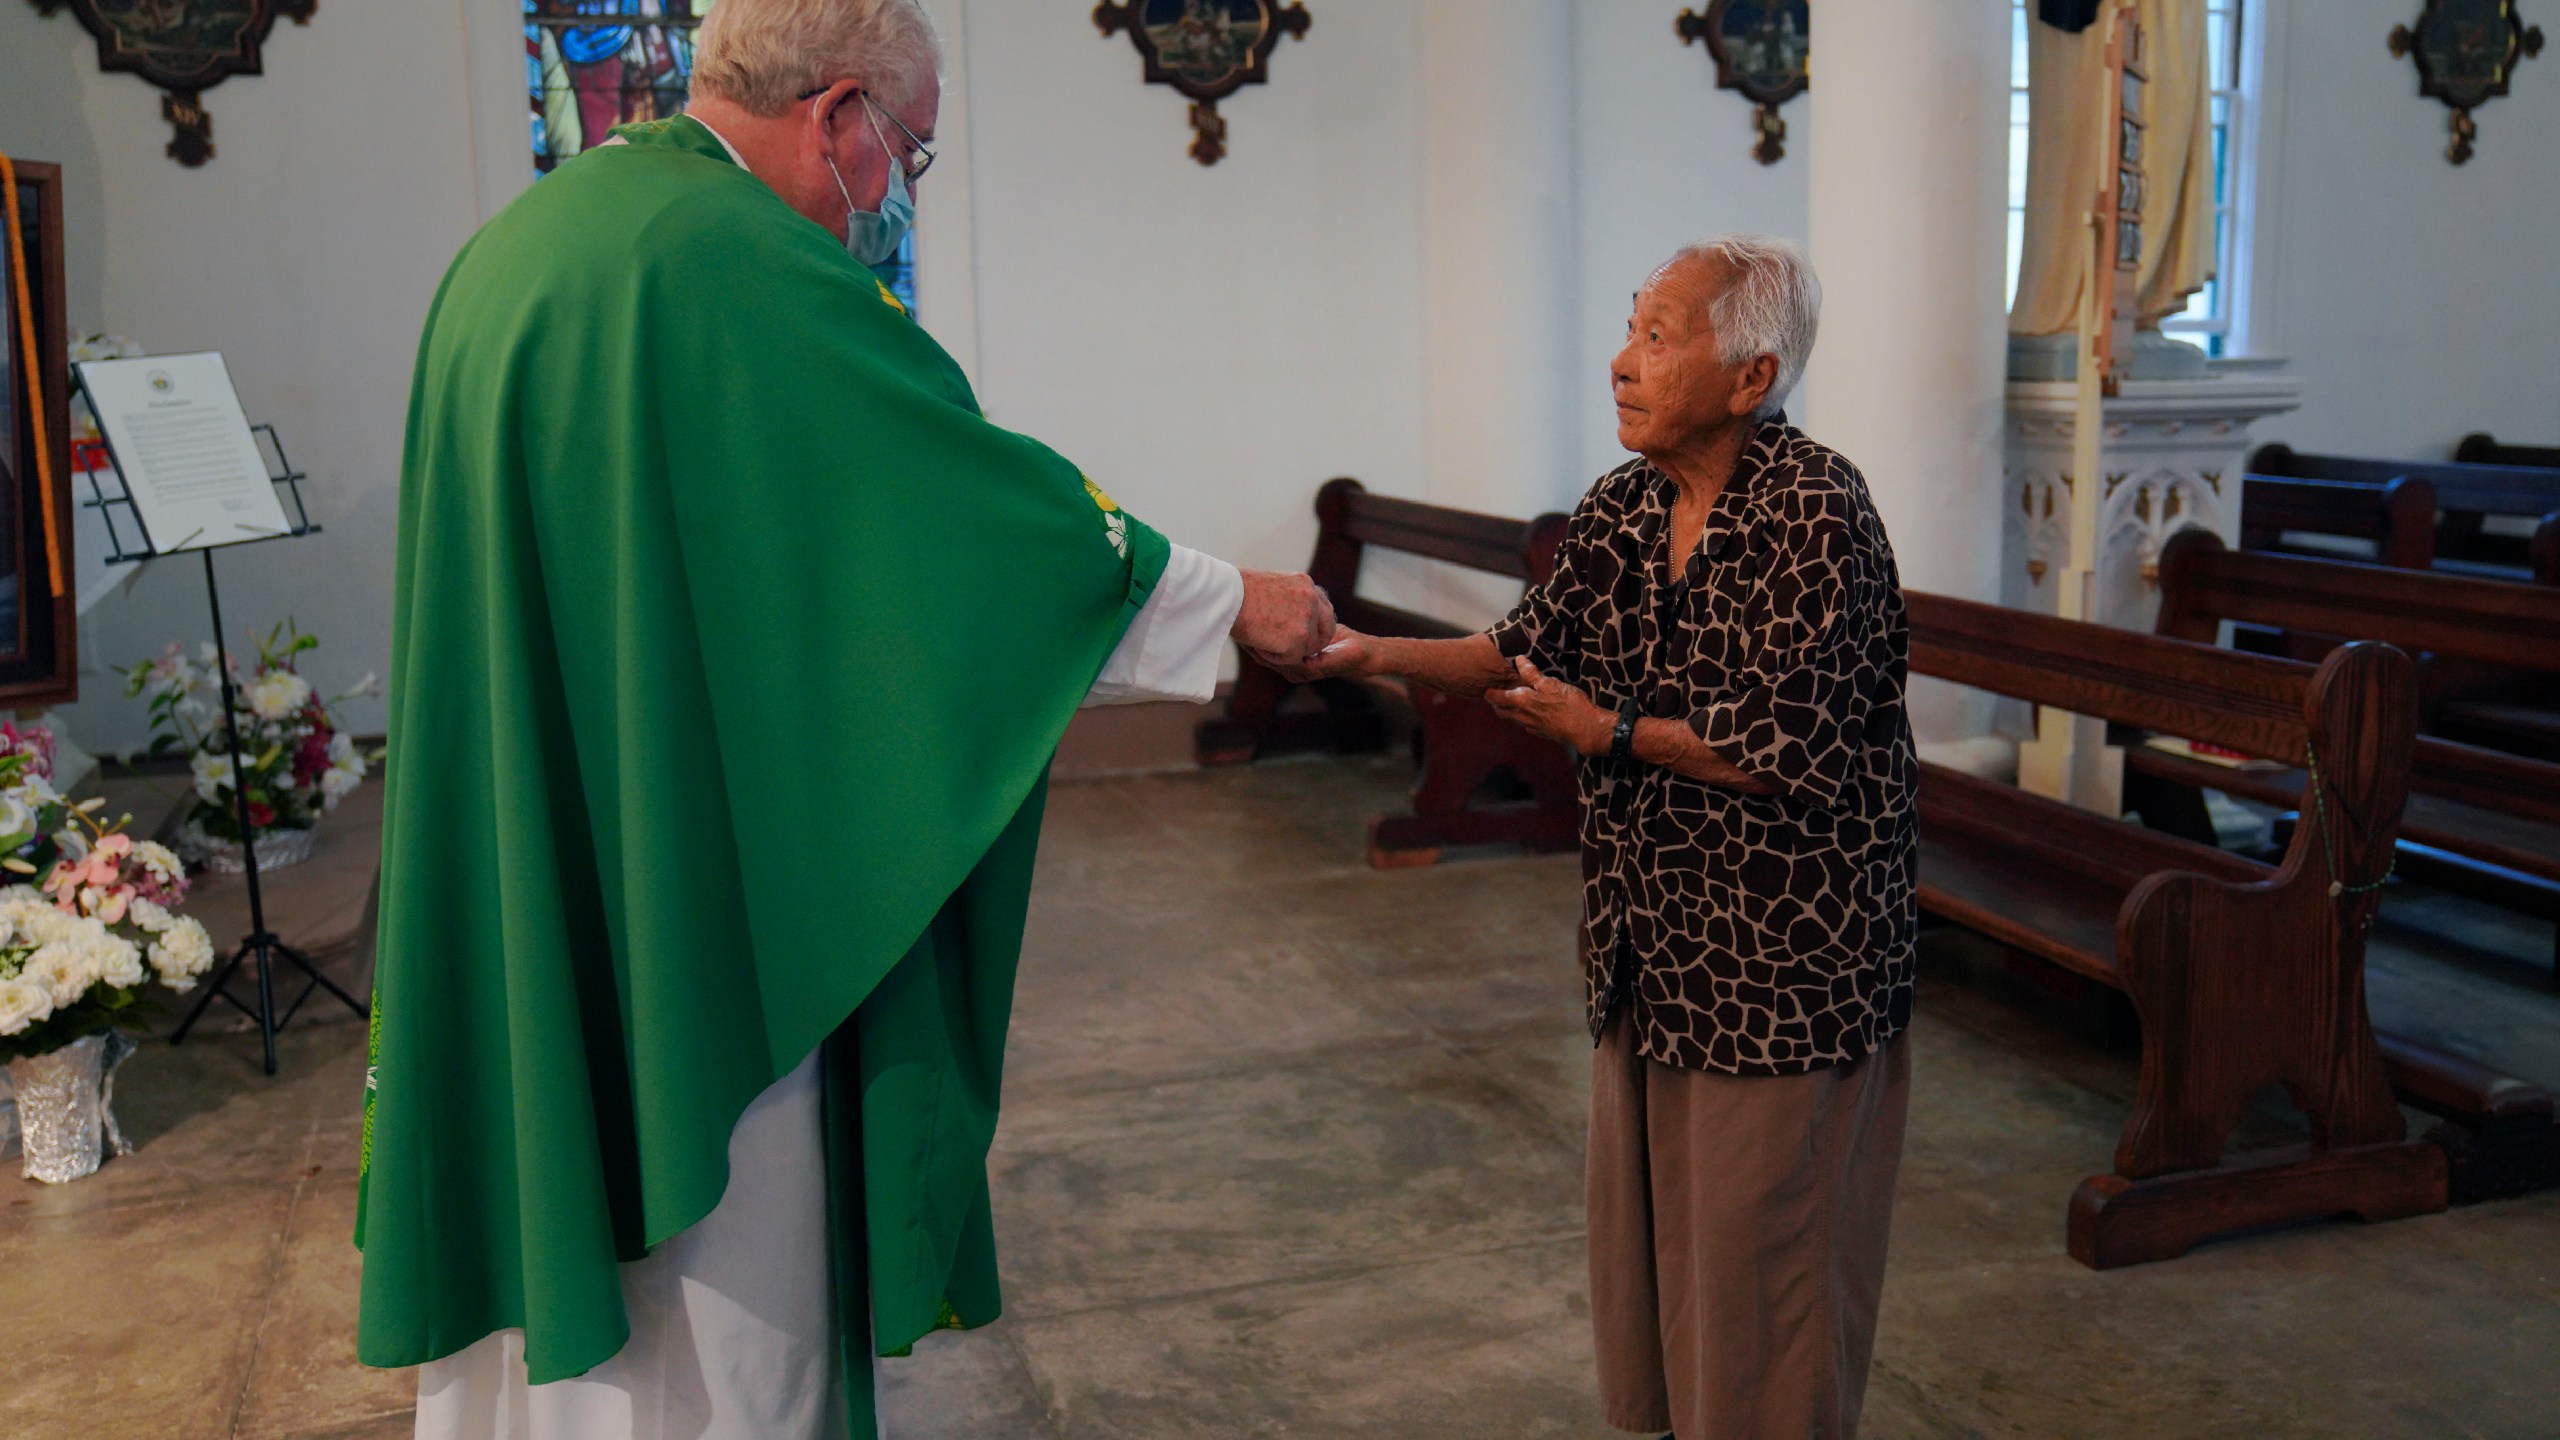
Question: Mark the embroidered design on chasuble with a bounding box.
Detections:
[1085,476,1131,557]
[357,112,1169,1440]
[359,998,379,1173]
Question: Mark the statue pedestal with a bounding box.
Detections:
[2002,362,2303,811]
[2003,363,2304,630]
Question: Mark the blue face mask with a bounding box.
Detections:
[826,105,915,267]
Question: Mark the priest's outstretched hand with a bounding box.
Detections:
[1233,569,1337,667]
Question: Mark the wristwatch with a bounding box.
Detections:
[1609,698,1641,760]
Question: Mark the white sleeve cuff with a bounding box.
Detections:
[1083,545,1244,707]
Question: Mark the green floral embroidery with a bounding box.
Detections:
[359,997,381,1176]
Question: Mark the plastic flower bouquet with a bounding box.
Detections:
[126,622,380,869]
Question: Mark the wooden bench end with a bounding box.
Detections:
[2066,1139,2448,1270]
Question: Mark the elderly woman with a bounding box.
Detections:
[1307,235,1916,1440]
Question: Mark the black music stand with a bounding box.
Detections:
[71,382,363,1075]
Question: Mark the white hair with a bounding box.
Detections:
[1671,233,1822,422]
[692,0,943,116]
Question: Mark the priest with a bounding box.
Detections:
[355,1,1333,1435]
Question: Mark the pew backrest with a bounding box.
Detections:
[1907,589,2419,1031]
[2155,529,2560,674]
[2238,476,2437,570]
[2457,433,2560,472]
[2248,443,2560,520]
[1308,477,1568,641]
[1910,590,2361,768]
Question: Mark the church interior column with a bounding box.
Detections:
[1802,0,2013,744]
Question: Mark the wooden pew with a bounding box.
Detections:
[2239,470,2557,587]
[2238,475,2437,570]
[1195,478,1577,867]
[2247,443,2560,579]
[2141,531,2560,983]
[2240,451,2560,750]
[1910,593,2473,1266]
[2456,432,2560,471]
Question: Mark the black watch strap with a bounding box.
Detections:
[1609,699,1641,760]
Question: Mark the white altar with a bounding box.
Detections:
[2002,360,2303,632]
[2001,360,2302,813]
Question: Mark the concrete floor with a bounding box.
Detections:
[3,756,2557,1439]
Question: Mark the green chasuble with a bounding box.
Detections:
[356,116,1170,1436]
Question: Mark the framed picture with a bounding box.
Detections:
[2390,0,2546,163]
[1094,0,1312,165]
[0,159,80,708]
[26,0,316,165]
[1677,0,1811,164]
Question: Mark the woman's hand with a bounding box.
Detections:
[1257,626,1371,683]
[1284,626,1377,681]
[1485,657,1613,755]
[1266,627,1515,696]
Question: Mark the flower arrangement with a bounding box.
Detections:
[126,622,379,855]
[0,804,213,1062]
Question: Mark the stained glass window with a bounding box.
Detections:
[523,0,917,313]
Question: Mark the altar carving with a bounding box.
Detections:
[2002,371,2303,633]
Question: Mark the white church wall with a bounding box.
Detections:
[947,0,1431,634]
[945,0,1816,641]
[0,0,516,755]
[1570,5,1813,487]
[2240,0,2559,459]
[1399,0,1578,629]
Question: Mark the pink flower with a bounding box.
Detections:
[96,834,131,859]
[0,722,52,778]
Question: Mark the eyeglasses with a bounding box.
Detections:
[799,86,936,184]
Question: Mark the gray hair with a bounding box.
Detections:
[1670,234,1822,422]
[692,0,943,116]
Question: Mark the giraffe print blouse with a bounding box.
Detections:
[1489,421,1917,1076]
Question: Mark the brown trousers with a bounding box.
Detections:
[1586,1014,1911,1440]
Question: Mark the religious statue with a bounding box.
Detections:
[2009,0,2217,380]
